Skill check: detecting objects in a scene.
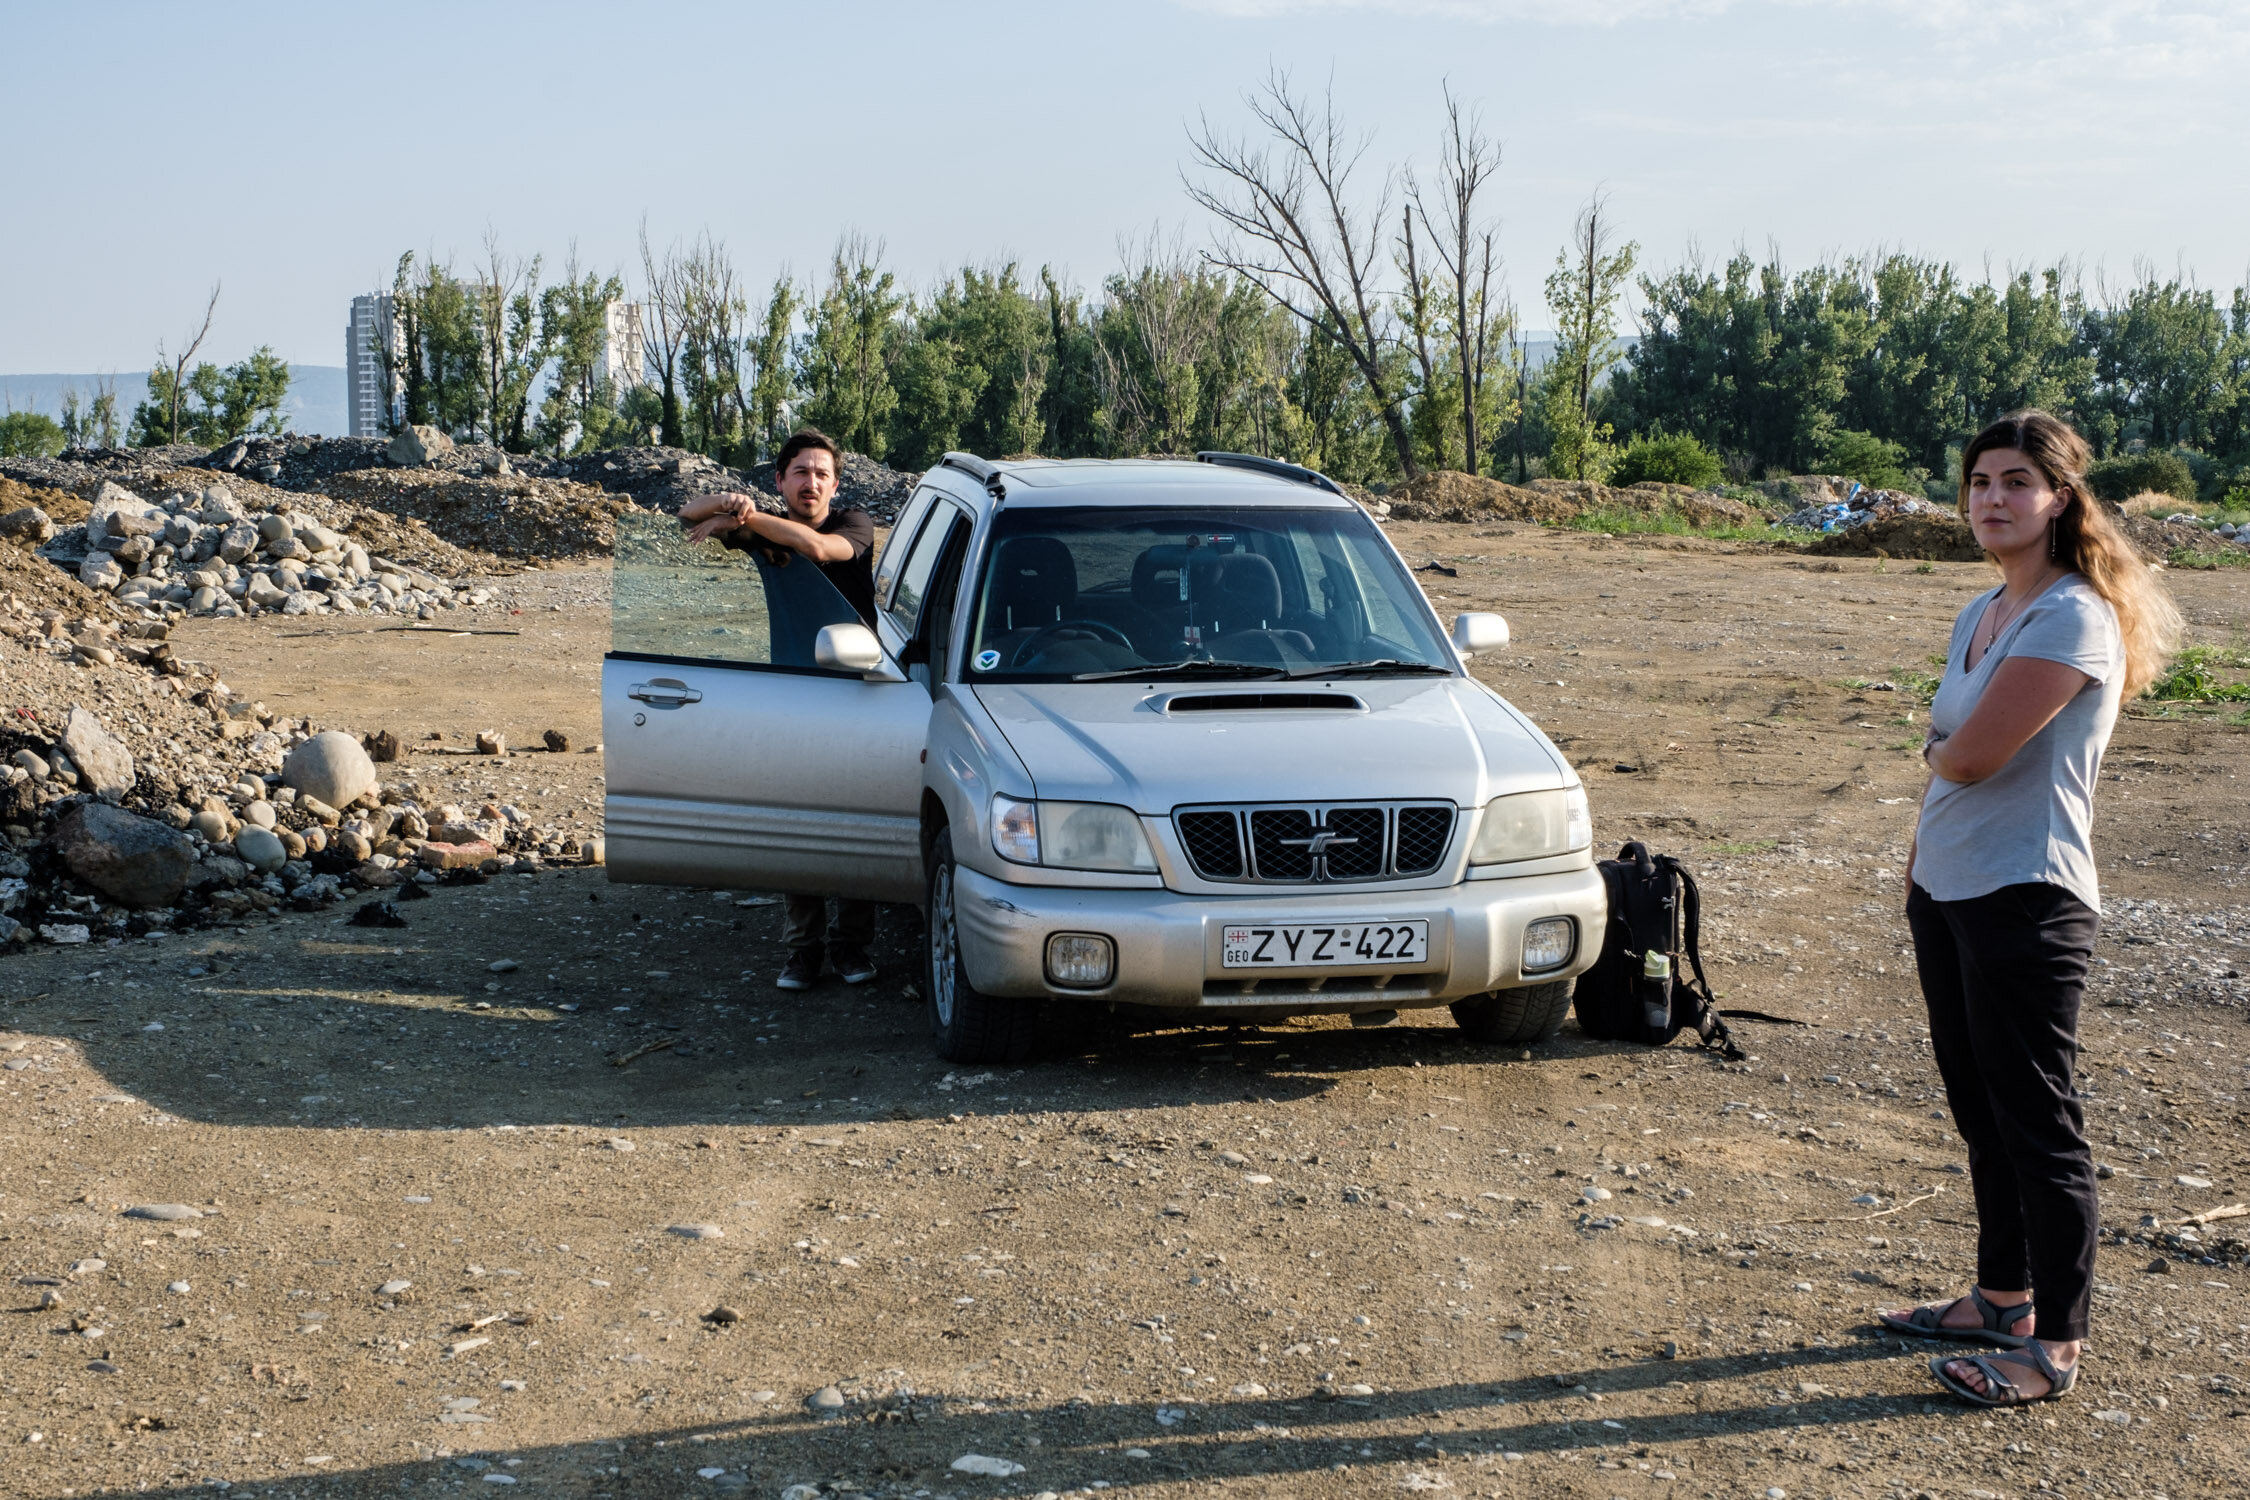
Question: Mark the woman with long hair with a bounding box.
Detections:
[1879,409,2180,1406]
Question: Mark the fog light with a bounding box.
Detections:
[1045,933,1116,988]
[1523,917,1575,972]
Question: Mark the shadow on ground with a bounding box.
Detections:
[64,1342,1965,1499]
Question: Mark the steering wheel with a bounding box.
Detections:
[1010,619,1136,667]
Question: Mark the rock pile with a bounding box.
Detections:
[2,514,602,951]
[0,684,603,952]
[29,477,496,624]
[1384,470,1760,528]
[307,467,628,563]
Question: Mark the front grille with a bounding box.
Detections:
[1249,808,1316,880]
[1176,809,1245,878]
[1394,805,1454,874]
[1175,802,1457,884]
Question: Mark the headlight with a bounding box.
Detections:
[1469,784,1591,864]
[991,797,1159,873]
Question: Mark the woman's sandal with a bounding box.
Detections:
[1928,1339,2079,1408]
[1878,1287,2035,1349]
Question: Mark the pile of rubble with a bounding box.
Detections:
[1776,478,1945,533]
[16,477,494,625]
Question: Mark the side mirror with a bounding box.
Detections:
[1451,612,1510,656]
[814,622,901,680]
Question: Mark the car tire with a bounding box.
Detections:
[1449,978,1575,1045]
[925,826,1042,1064]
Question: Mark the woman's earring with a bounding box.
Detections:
[2049,516,2060,563]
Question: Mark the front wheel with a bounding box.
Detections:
[1450,978,1575,1045]
[925,827,1042,1064]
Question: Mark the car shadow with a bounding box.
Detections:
[2,872,1653,1135]
[58,1342,1972,1500]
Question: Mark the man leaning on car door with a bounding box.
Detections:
[675,427,881,991]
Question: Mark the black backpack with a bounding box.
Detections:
[1574,841,1745,1059]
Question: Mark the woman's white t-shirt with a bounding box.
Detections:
[1911,574,2123,911]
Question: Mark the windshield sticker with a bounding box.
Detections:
[974,649,1001,672]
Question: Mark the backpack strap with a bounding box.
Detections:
[1663,856,1745,1062]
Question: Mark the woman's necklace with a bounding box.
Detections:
[1973,568,2059,661]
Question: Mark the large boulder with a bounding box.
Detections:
[85,480,163,537]
[60,706,135,797]
[53,802,195,908]
[282,730,377,810]
[0,506,54,544]
[233,826,288,874]
[387,425,455,467]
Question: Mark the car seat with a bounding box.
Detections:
[980,535,1079,662]
[1202,554,1316,661]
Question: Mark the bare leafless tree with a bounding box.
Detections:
[1186,69,1418,478]
[157,283,221,444]
[1408,84,1506,476]
[638,220,688,447]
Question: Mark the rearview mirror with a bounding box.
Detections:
[814,623,901,680]
[1451,612,1510,656]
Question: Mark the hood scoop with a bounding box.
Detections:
[1159,691,1365,714]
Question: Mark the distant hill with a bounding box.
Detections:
[0,366,347,441]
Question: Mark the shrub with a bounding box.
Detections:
[0,411,65,460]
[1611,429,1725,488]
[2087,451,2196,506]
[1818,428,1920,492]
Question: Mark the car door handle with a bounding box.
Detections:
[628,680,703,707]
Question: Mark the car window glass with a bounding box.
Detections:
[885,503,961,636]
[963,505,1451,680]
[873,489,937,610]
[611,508,859,671]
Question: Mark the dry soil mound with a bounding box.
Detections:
[1386,470,1757,527]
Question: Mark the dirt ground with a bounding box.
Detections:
[3,525,2246,1500]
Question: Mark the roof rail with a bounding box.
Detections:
[1194,451,1347,498]
[941,451,1006,499]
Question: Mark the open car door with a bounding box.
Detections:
[602,511,931,901]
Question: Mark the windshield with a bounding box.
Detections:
[962,505,1455,681]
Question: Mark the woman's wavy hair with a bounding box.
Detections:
[1958,409,2181,697]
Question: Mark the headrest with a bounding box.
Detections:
[987,535,1077,627]
[1210,553,1283,629]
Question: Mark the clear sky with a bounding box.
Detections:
[4,0,2244,372]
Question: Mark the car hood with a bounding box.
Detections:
[972,678,1569,810]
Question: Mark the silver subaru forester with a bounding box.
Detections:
[602,452,1606,1062]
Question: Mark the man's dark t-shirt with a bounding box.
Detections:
[729,505,876,625]
[810,506,877,625]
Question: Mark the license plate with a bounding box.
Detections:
[1220,920,1429,969]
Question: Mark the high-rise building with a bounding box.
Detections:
[598,301,645,393]
[345,293,403,437]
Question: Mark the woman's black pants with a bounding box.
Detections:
[1906,880,2100,1343]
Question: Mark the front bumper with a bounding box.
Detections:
[951,863,1607,1012]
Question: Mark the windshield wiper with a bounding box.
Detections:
[1282,659,1455,680]
[1072,660,1287,682]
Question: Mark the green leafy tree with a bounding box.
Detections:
[1819,428,1920,491]
[132,348,291,448]
[799,235,904,459]
[0,410,65,458]
[58,379,120,448]
[1610,429,1723,487]
[747,273,800,461]
[1542,195,1637,481]
[536,255,629,455]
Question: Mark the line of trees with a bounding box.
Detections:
[345,71,2250,502]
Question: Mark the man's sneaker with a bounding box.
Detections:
[831,945,877,985]
[777,951,821,991]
